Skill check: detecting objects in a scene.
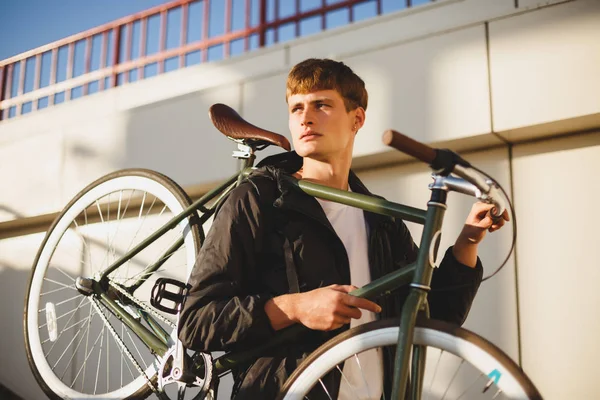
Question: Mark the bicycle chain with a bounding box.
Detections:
[89,297,161,395]
[107,277,177,329]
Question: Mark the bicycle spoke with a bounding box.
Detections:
[72,329,105,391]
[440,359,465,400]
[71,219,93,268]
[42,296,88,351]
[427,350,444,400]
[106,318,110,393]
[81,301,94,391]
[51,264,77,283]
[53,316,91,371]
[94,199,107,274]
[317,378,333,400]
[353,353,373,399]
[40,282,77,296]
[59,314,95,382]
[47,240,88,272]
[39,300,90,329]
[94,327,105,395]
[456,373,486,399]
[26,172,200,398]
[94,191,133,277]
[124,329,150,370]
[72,322,105,389]
[42,319,87,346]
[106,190,135,282]
[335,365,362,400]
[53,293,85,308]
[122,193,158,277]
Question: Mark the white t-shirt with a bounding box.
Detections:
[316,195,384,400]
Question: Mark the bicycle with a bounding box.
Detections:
[24,103,543,400]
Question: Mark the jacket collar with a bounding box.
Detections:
[253,151,392,231]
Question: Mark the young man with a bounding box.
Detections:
[178,58,508,399]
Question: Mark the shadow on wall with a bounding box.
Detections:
[0,205,25,219]
[118,77,292,189]
[0,261,48,400]
[0,383,24,400]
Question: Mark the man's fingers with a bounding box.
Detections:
[338,305,362,320]
[329,284,358,293]
[343,295,382,313]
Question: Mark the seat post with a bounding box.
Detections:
[232,142,256,183]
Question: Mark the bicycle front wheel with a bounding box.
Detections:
[280,319,542,400]
[24,169,202,399]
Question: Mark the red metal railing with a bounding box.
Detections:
[0,0,428,122]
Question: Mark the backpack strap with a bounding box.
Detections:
[282,236,300,293]
[247,175,301,294]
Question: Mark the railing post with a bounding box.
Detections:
[0,66,6,120]
[111,26,121,88]
[259,0,267,47]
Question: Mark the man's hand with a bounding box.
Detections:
[453,202,510,267]
[264,284,381,331]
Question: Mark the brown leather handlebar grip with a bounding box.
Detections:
[382,130,437,165]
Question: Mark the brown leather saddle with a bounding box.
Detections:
[209,103,291,151]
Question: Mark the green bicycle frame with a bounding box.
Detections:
[213,173,449,400]
[85,155,449,399]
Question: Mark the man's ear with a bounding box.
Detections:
[354,107,366,131]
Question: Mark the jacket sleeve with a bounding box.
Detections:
[394,220,483,326]
[178,182,276,352]
[429,247,483,325]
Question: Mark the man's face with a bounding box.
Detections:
[287,89,362,161]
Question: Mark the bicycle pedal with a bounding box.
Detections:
[150,278,190,314]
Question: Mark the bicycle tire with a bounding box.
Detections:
[24,169,202,400]
[279,318,542,400]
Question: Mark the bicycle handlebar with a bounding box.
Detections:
[382,130,506,219]
[382,130,437,165]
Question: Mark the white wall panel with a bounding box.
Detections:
[518,0,571,10]
[348,25,492,157]
[114,48,287,113]
[241,71,293,162]
[490,0,600,137]
[512,131,600,400]
[0,131,64,221]
[289,0,515,66]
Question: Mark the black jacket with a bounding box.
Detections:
[178,151,483,399]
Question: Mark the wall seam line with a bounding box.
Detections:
[507,144,523,368]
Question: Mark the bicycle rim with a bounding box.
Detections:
[24,170,201,399]
[280,319,541,400]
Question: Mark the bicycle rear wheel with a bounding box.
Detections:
[279,319,542,400]
[24,169,202,399]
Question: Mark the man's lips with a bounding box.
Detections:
[299,131,322,140]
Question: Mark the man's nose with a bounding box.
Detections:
[300,109,314,126]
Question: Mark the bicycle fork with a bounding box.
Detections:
[391,185,447,399]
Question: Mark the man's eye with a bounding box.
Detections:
[316,103,327,109]
[291,107,301,113]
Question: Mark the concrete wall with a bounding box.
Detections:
[1,0,599,398]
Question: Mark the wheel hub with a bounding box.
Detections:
[75,276,95,296]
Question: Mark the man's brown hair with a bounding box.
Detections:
[286,58,368,111]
